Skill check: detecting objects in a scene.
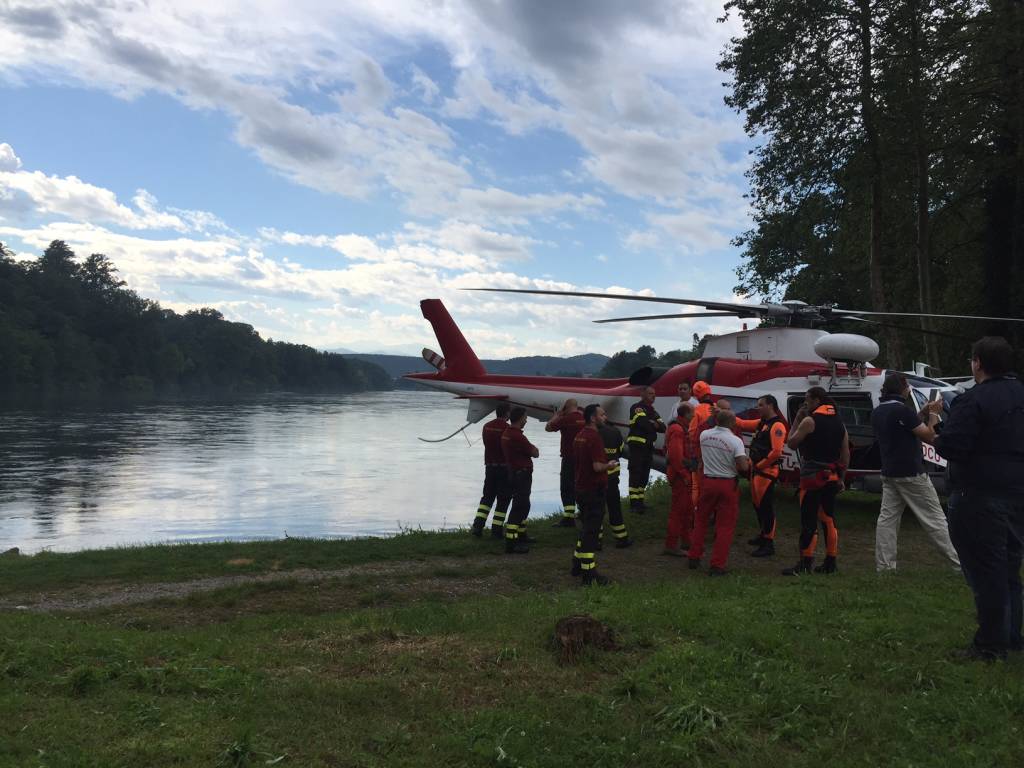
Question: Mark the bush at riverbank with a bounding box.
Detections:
[2,484,1021,767]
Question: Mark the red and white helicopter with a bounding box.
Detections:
[406,289,1023,492]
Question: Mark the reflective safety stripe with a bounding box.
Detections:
[575,551,595,560]
[492,510,507,523]
[580,560,596,570]
[504,523,519,540]
[475,511,489,520]
[563,505,576,513]
[626,436,648,444]
[608,466,620,475]
[629,410,647,425]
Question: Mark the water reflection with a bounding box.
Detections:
[0,392,564,553]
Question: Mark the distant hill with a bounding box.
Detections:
[343,352,610,387]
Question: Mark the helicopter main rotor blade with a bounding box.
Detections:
[833,315,972,341]
[833,309,1024,324]
[465,287,790,316]
[594,312,741,324]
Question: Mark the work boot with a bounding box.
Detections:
[814,556,837,574]
[471,521,485,538]
[751,541,775,558]
[782,557,813,576]
[950,645,1005,662]
[505,539,530,554]
[688,558,701,570]
[708,566,728,577]
[519,533,538,545]
[582,570,612,587]
[553,516,576,527]
[614,538,634,549]
[747,535,764,547]
[570,558,582,577]
[490,526,504,540]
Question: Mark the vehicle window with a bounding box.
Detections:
[726,396,759,420]
[910,390,928,410]
[833,395,874,432]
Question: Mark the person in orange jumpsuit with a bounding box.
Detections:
[664,402,697,556]
[783,387,850,575]
[688,381,714,506]
[735,395,789,557]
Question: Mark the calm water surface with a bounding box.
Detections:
[0,391,565,553]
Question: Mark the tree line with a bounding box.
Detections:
[721,0,1023,372]
[0,240,392,400]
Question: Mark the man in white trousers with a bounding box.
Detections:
[870,373,960,572]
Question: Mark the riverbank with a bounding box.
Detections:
[2,483,1021,767]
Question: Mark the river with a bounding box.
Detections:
[0,391,567,553]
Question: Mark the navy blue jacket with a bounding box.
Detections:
[934,376,1024,495]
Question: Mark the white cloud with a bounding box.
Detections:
[0,147,225,233]
[0,143,22,171]
[623,229,661,251]
[409,64,440,103]
[0,1,748,227]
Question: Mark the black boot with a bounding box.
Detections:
[614,537,634,549]
[490,525,504,539]
[471,521,485,538]
[582,570,612,587]
[751,541,775,558]
[571,557,582,576]
[505,538,529,554]
[814,555,837,574]
[782,557,813,576]
[747,535,764,546]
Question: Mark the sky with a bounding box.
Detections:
[0,0,758,358]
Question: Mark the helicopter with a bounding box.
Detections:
[405,289,1024,492]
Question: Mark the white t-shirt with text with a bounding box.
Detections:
[700,426,747,478]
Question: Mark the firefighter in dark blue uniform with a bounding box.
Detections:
[935,336,1024,660]
[626,386,665,515]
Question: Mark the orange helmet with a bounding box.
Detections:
[692,380,711,399]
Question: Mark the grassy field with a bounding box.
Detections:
[1,482,1021,767]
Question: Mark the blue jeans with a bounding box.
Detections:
[947,491,1024,655]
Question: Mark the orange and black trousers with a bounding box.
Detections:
[798,478,839,560]
[750,470,778,541]
[474,464,512,530]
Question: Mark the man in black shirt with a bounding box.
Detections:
[935,337,1024,661]
[870,373,960,572]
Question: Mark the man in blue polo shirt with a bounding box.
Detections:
[870,373,960,573]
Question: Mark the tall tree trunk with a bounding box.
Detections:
[860,0,904,367]
[982,0,1023,347]
[909,0,939,366]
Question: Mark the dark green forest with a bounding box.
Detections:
[721,0,1023,372]
[0,240,392,400]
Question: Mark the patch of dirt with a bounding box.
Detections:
[0,505,958,616]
